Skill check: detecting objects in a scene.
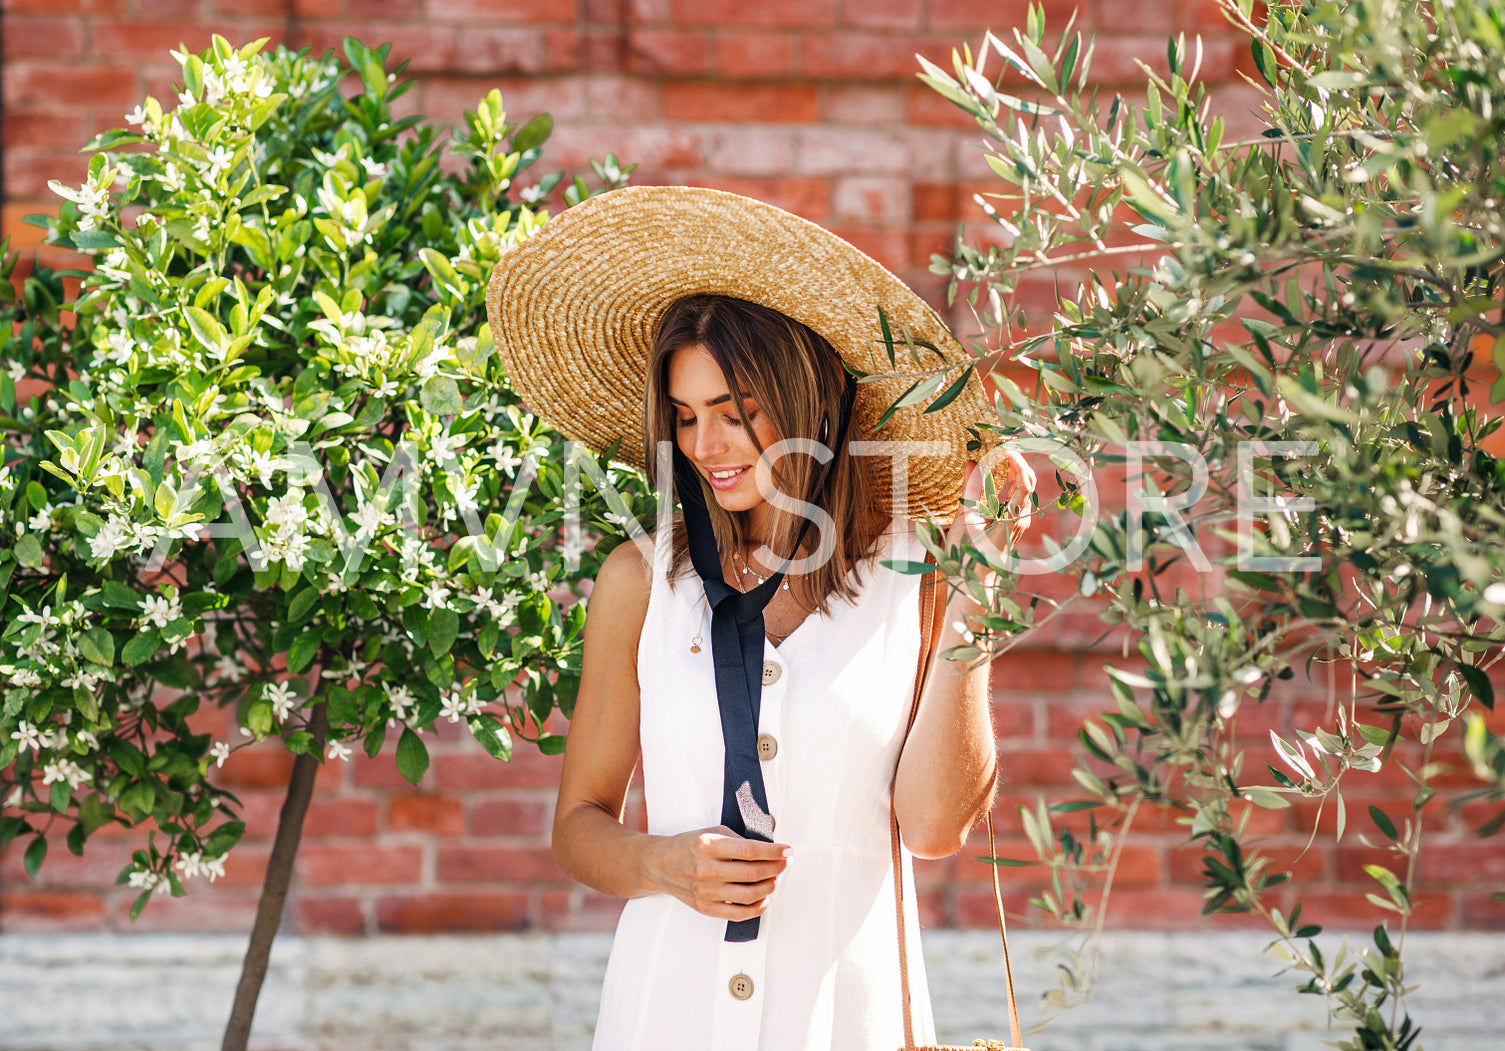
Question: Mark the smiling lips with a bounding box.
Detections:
[705,465,751,490]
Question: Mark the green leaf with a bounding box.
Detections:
[469,713,512,762]
[1120,167,1178,226]
[428,607,459,656]
[1251,39,1278,87]
[23,835,47,879]
[14,533,43,568]
[419,374,462,416]
[79,626,115,667]
[103,580,143,609]
[396,727,429,786]
[512,113,552,153]
[1242,786,1292,809]
[923,366,974,414]
[287,586,321,624]
[285,627,321,674]
[1459,663,1495,712]
[183,306,227,353]
[204,820,245,857]
[128,888,151,922]
[121,629,161,666]
[239,184,287,209]
[120,780,155,821]
[536,733,566,755]
[70,229,122,252]
[1368,805,1398,840]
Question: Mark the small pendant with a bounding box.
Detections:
[690,643,701,654]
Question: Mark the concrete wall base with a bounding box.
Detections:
[2,930,1500,1050]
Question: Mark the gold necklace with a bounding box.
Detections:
[732,544,791,591]
[688,544,791,655]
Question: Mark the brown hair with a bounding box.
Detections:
[643,294,889,615]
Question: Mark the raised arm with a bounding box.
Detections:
[551,540,791,918]
[892,454,1036,859]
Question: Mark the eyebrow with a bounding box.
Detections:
[667,392,753,409]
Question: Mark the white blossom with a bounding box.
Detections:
[211,654,242,683]
[439,691,477,724]
[60,667,102,692]
[352,499,388,535]
[421,580,451,610]
[10,721,44,754]
[41,758,91,790]
[243,447,287,487]
[140,592,183,630]
[174,437,216,463]
[209,741,232,767]
[452,480,480,514]
[90,515,135,560]
[201,145,235,181]
[103,329,138,366]
[221,53,250,90]
[265,491,309,529]
[28,505,53,533]
[473,587,516,621]
[160,162,186,192]
[261,529,311,571]
[382,681,416,725]
[414,346,451,382]
[265,680,299,723]
[325,739,352,762]
[48,176,112,231]
[8,667,43,688]
[126,867,170,895]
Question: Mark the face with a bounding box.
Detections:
[667,343,780,521]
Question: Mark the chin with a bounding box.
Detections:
[710,488,764,515]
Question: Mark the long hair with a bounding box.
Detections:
[643,294,889,614]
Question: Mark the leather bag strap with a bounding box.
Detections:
[892,560,1023,1049]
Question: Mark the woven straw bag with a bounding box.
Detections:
[894,564,1028,1051]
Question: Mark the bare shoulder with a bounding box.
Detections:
[585,540,654,642]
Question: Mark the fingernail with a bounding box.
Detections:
[781,847,792,858]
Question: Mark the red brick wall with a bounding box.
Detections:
[3,0,1502,937]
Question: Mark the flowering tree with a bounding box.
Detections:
[0,36,649,1049]
[917,0,1505,1045]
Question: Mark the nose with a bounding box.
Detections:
[692,419,727,462]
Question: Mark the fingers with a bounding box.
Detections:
[700,827,790,862]
[662,827,792,920]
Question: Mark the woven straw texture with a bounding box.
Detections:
[485,185,1008,521]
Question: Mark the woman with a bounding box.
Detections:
[486,186,1031,1050]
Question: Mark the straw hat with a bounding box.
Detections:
[484,184,1008,520]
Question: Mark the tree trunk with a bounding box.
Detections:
[221,700,328,1051]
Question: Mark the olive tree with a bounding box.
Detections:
[916,1,1505,1045]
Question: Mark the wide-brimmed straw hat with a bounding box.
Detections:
[484,184,1008,520]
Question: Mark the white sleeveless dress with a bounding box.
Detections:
[592,527,937,1050]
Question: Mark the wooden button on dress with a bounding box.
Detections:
[728,973,754,1000]
[757,733,778,761]
[761,661,781,686]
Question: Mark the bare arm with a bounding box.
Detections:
[892,455,1034,859]
[551,540,791,918]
